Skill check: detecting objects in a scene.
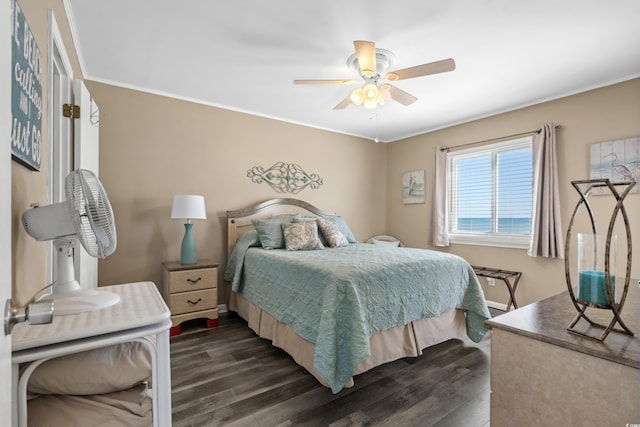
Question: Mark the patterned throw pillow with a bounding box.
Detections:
[325,215,357,243]
[282,221,325,251]
[292,214,329,246]
[316,217,349,248]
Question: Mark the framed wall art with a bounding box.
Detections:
[11,0,43,171]
[590,136,639,194]
[402,170,425,204]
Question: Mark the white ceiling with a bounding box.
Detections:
[64,0,640,143]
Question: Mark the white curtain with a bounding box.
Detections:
[432,146,449,247]
[528,123,564,258]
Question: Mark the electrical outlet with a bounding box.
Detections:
[487,278,496,286]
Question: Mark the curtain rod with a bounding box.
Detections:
[440,125,561,152]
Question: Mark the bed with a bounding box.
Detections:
[224,198,491,393]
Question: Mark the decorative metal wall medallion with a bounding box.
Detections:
[247,162,324,194]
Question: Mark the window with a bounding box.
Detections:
[446,136,533,248]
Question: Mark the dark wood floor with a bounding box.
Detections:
[170,313,495,427]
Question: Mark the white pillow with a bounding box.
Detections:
[372,238,401,247]
[27,384,152,426]
[25,340,153,395]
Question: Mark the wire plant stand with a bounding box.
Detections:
[564,179,636,342]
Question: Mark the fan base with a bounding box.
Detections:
[346,48,396,78]
[39,289,121,316]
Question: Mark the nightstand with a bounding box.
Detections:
[12,282,172,427]
[160,260,219,336]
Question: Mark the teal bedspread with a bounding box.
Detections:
[225,236,490,393]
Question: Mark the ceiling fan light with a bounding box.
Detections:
[350,87,364,105]
[379,84,391,103]
[363,99,378,109]
[363,83,378,102]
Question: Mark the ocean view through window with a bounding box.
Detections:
[447,136,533,247]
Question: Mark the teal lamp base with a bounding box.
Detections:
[180,223,197,265]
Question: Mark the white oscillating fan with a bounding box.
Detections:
[22,169,120,315]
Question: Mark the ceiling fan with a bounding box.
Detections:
[294,40,455,110]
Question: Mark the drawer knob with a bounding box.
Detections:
[187,298,202,305]
[186,277,202,285]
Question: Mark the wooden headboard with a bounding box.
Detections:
[226,198,335,256]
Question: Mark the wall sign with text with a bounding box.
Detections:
[11,0,43,171]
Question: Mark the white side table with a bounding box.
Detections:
[11,282,172,427]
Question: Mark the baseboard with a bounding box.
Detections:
[486,300,508,311]
[218,303,228,313]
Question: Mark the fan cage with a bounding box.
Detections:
[65,169,117,259]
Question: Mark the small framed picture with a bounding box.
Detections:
[589,136,639,195]
[403,170,425,204]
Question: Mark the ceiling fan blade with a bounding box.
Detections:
[388,85,418,106]
[333,94,352,110]
[294,79,358,85]
[386,58,456,81]
[354,40,376,77]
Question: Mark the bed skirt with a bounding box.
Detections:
[229,291,467,390]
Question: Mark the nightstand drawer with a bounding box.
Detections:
[170,289,217,315]
[168,267,217,293]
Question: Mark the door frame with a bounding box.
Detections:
[47,10,74,286]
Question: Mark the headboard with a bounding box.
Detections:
[226,198,335,256]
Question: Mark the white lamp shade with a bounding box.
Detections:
[171,195,206,220]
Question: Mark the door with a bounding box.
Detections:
[73,80,100,289]
[2,0,14,424]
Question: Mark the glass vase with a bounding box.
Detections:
[577,233,617,307]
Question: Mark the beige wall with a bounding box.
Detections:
[11,0,82,305]
[387,79,640,307]
[9,1,387,307]
[85,83,387,304]
[9,0,639,312]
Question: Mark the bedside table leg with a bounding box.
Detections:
[170,325,182,337]
[206,319,218,328]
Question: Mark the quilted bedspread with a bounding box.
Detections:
[225,237,490,393]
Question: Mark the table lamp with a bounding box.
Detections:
[171,195,206,265]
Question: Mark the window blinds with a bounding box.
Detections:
[447,136,533,245]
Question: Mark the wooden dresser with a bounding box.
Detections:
[160,260,219,335]
[486,283,639,426]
